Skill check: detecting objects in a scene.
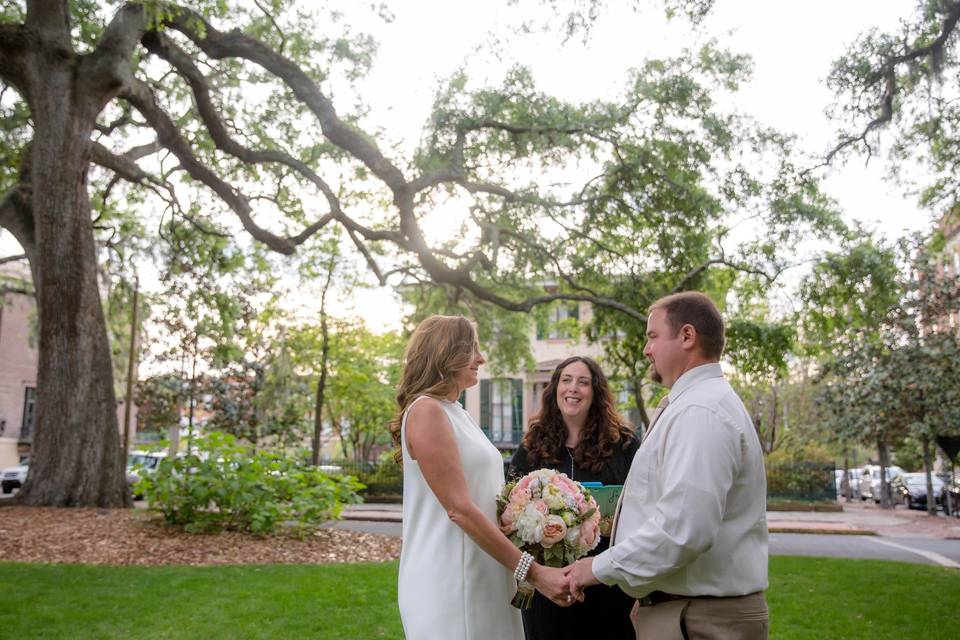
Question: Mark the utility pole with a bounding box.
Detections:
[122,277,140,467]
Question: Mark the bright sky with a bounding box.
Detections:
[0,0,934,332]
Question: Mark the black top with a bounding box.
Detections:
[509,437,640,486]
[509,433,641,640]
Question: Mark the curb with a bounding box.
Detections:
[769,526,877,536]
[343,512,402,523]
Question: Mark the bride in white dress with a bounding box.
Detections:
[391,315,571,640]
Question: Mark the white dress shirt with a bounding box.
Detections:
[591,363,768,598]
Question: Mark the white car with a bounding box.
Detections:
[859,465,905,503]
[1,458,29,494]
[127,451,167,498]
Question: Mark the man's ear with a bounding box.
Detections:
[680,324,698,351]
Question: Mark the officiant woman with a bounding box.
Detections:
[509,356,640,640]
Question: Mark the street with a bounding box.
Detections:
[328,519,960,568]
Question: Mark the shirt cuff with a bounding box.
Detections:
[590,549,619,586]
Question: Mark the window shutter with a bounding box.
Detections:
[458,390,466,409]
[569,303,580,321]
[511,378,523,443]
[480,379,491,439]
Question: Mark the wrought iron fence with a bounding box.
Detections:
[319,459,839,504]
[322,460,403,498]
[766,461,837,503]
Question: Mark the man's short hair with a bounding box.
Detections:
[649,291,725,359]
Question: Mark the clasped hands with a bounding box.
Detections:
[528,558,598,607]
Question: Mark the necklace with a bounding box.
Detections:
[566,446,575,480]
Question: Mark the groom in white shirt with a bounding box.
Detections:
[566,291,769,639]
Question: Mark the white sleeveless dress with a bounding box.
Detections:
[398,396,524,640]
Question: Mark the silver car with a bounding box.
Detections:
[859,465,904,503]
[834,469,861,498]
[1,457,29,494]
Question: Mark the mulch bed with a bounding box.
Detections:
[0,506,402,566]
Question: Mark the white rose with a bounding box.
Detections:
[516,505,545,544]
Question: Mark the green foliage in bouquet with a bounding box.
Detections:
[136,433,363,536]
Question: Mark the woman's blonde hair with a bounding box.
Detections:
[389,315,478,464]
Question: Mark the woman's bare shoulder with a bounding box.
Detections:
[406,396,449,425]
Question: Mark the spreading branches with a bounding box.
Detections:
[826,1,960,164]
[162,6,408,191]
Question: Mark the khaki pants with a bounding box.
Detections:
[632,592,768,640]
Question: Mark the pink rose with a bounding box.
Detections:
[553,474,579,496]
[579,518,599,550]
[532,500,549,515]
[515,475,533,493]
[500,505,518,533]
[511,488,532,507]
[541,514,567,548]
[582,495,598,515]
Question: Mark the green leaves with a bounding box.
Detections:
[138,432,363,536]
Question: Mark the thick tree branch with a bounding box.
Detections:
[78,2,154,106]
[121,78,303,254]
[0,183,35,270]
[141,31,347,223]
[0,253,27,265]
[164,6,408,193]
[90,141,157,185]
[123,139,163,160]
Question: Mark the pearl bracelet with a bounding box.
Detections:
[514,551,534,583]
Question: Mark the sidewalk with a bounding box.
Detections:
[769,500,960,539]
[346,500,960,539]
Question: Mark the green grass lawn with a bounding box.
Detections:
[1,556,957,639]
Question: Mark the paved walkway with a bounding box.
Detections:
[345,500,960,539]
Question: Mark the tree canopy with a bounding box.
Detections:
[0,0,843,506]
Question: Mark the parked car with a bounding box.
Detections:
[891,472,945,510]
[1,461,28,494]
[834,469,860,498]
[859,465,905,503]
[126,450,167,499]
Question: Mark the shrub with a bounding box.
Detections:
[136,433,363,535]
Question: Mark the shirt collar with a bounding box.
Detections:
[667,362,724,403]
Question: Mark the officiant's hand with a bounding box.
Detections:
[565,557,599,602]
[528,563,575,607]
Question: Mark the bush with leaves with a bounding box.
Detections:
[137,433,363,536]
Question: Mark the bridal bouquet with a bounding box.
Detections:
[497,468,601,608]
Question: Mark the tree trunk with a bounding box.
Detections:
[877,438,892,508]
[767,384,779,454]
[17,40,129,507]
[631,378,648,436]
[922,434,936,516]
[310,262,333,466]
[842,448,852,502]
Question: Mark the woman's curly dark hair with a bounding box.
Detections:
[522,356,634,473]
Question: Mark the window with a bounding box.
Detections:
[480,379,523,444]
[458,390,466,410]
[536,303,580,340]
[21,387,36,440]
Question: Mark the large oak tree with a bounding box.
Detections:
[1,0,834,506]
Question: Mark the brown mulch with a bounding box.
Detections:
[0,506,402,566]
